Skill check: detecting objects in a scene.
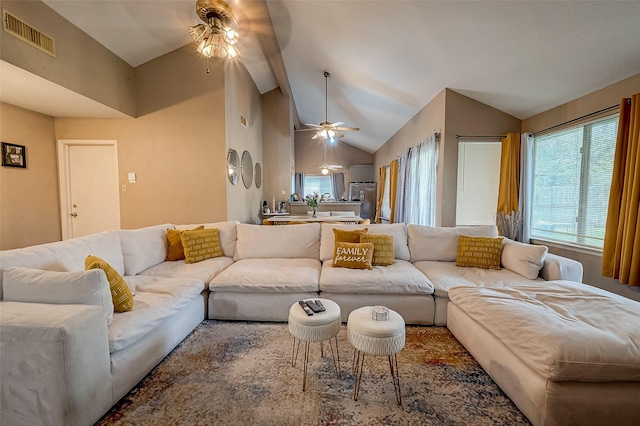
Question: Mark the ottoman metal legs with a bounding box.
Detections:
[288,298,342,391]
[347,306,405,405]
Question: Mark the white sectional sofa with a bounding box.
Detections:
[0,221,587,425]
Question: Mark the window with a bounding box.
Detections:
[303,175,333,199]
[381,166,391,220]
[456,141,502,225]
[531,115,618,248]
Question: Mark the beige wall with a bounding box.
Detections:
[374,89,446,223]
[443,89,521,226]
[262,88,294,207]
[0,1,136,116]
[56,45,228,229]
[295,132,374,191]
[0,103,61,249]
[224,60,263,223]
[373,88,520,226]
[523,72,640,300]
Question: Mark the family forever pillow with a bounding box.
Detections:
[332,241,374,270]
[2,267,115,325]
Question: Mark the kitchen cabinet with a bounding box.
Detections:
[349,164,375,182]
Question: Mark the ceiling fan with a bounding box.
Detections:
[314,139,344,175]
[299,71,359,141]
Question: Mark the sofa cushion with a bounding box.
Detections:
[448,281,640,382]
[138,256,234,288]
[233,223,320,260]
[319,260,434,294]
[333,241,374,270]
[119,224,173,276]
[501,238,548,279]
[0,231,124,299]
[108,275,204,353]
[413,260,541,298]
[320,223,409,262]
[408,224,498,262]
[210,258,321,293]
[175,221,239,259]
[181,228,224,264]
[2,267,114,325]
[85,255,133,312]
[166,226,204,261]
[456,235,502,270]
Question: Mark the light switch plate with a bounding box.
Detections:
[128,172,136,183]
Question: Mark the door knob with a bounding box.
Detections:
[70,212,78,217]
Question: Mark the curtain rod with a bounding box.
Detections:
[455,135,505,139]
[531,103,623,136]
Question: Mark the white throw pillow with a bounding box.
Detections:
[2,267,114,325]
[407,224,498,262]
[119,224,173,275]
[501,239,548,280]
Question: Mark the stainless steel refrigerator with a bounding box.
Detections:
[349,182,377,220]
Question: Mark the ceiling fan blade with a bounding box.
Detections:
[335,132,345,138]
[303,123,322,128]
[296,128,318,132]
[334,126,360,132]
[330,121,344,127]
[329,165,343,169]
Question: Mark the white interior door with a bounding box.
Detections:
[58,140,121,239]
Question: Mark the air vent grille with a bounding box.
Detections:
[3,10,55,57]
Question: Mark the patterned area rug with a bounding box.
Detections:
[98,321,530,425]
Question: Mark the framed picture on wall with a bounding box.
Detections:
[2,142,26,168]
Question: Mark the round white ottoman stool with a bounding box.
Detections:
[288,298,341,391]
[347,306,405,405]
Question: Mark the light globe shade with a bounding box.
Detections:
[321,168,329,175]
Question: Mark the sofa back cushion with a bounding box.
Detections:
[119,224,173,276]
[408,224,498,262]
[175,221,239,258]
[0,231,124,299]
[320,223,409,262]
[3,267,114,325]
[234,223,320,260]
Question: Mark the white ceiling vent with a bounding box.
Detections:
[3,10,55,57]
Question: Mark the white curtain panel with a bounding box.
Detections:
[519,133,534,243]
[394,150,410,223]
[395,133,439,226]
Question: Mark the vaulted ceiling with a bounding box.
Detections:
[7,1,640,154]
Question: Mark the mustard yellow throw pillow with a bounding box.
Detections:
[166,226,204,261]
[181,228,224,264]
[333,227,369,244]
[85,255,134,312]
[333,241,374,270]
[360,233,394,266]
[456,235,503,270]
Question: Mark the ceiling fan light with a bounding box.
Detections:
[225,29,238,45]
[327,129,335,138]
[321,167,329,175]
[191,0,238,60]
[189,24,207,42]
[320,129,328,138]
